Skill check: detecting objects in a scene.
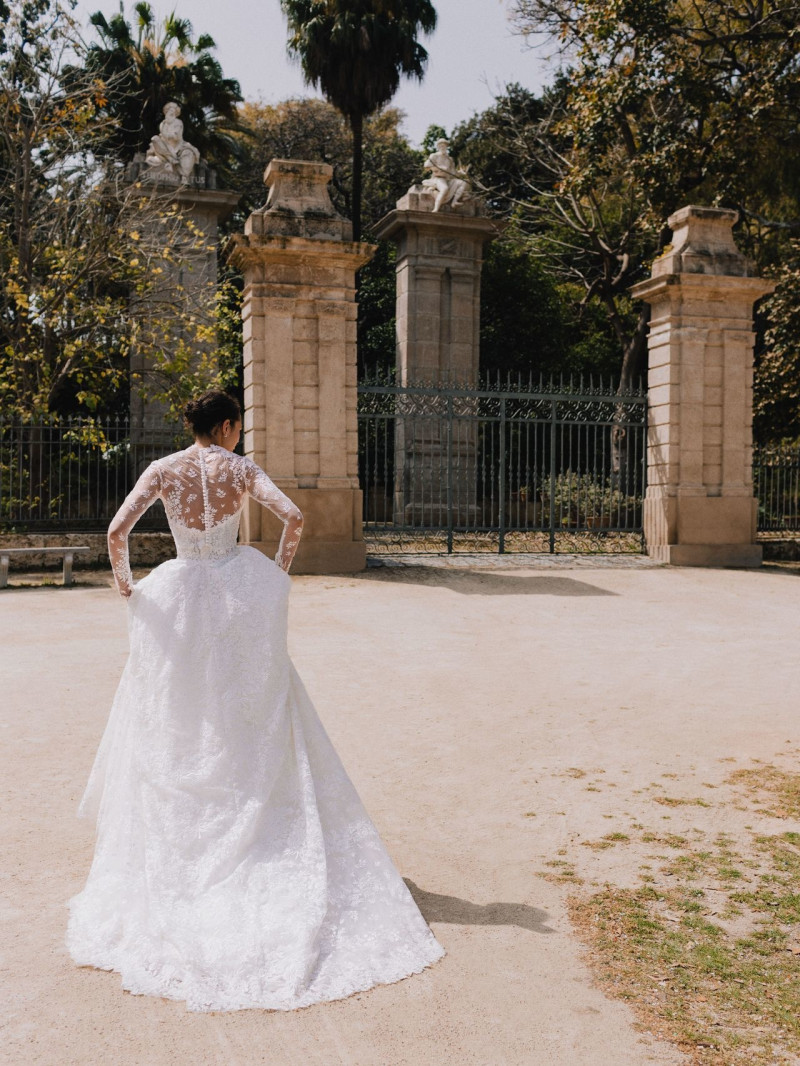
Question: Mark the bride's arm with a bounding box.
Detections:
[107,461,162,598]
[243,459,304,572]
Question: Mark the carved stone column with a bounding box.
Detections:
[229,159,375,573]
[630,205,774,567]
[374,189,497,525]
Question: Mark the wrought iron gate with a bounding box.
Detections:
[358,372,648,554]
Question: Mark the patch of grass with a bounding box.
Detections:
[654,796,712,808]
[580,832,631,851]
[727,767,800,819]
[641,832,688,848]
[570,882,800,1064]
[729,835,800,926]
[539,859,583,885]
[568,833,800,1065]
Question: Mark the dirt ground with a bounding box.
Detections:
[2,559,799,1066]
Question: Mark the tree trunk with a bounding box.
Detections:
[612,302,651,495]
[351,112,363,243]
[619,302,650,392]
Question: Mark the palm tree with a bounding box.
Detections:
[85,2,243,178]
[280,0,437,241]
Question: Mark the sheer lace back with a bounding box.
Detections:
[108,443,304,595]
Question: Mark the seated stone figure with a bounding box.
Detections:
[421,139,470,212]
[145,102,200,182]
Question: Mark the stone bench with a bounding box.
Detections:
[0,546,92,588]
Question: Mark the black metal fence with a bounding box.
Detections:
[754,446,800,535]
[358,372,648,554]
[0,418,190,532]
[8,406,795,551]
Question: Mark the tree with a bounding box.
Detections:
[507,0,800,388]
[280,0,437,241]
[233,97,424,379]
[235,96,422,227]
[83,2,244,180]
[479,237,620,380]
[446,84,642,383]
[0,0,226,418]
[754,244,800,443]
[449,84,548,217]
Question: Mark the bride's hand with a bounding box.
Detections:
[119,584,133,599]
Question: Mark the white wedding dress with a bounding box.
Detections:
[66,442,445,1012]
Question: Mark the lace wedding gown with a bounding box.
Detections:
[66,442,445,1012]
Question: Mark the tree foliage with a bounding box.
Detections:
[235,97,425,378]
[0,0,230,419]
[84,2,244,180]
[479,237,621,380]
[501,0,800,391]
[755,244,800,443]
[235,97,422,228]
[280,0,436,240]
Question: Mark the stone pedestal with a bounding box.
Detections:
[374,189,498,525]
[229,160,375,573]
[631,206,775,567]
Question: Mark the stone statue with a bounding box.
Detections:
[145,102,201,183]
[421,139,470,212]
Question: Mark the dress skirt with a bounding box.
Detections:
[66,546,445,1011]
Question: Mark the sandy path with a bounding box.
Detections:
[3,562,798,1066]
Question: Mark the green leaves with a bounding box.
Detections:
[83,2,244,178]
[755,242,800,443]
[501,0,800,392]
[280,0,437,237]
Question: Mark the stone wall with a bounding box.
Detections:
[0,533,174,571]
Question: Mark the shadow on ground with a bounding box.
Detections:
[404,879,555,933]
[359,568,617,597]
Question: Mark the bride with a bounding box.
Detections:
[66,389,445,1012]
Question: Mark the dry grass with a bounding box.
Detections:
[559,763,800,1065]
[653,796,712,809]
[725,767,800,820]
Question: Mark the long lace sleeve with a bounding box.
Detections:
[243,459,304,572]
[107,461,162,597]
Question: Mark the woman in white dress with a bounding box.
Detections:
[66,390,445,1012]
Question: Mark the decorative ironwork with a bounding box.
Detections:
[358,372,648,554]
[754,446,800,535]
[0,418,191,532]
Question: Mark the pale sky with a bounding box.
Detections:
[71,0,555,146]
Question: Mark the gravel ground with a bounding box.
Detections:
[3,559,798,1066]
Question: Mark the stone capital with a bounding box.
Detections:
[227,233,375,274]
[264,159,338,212]
[373,208,500,245]
[244,158,354,241]
[642,204,767,282]
[631,270,775,312]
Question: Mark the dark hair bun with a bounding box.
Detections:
[183,390,241,437]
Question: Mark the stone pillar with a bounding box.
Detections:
[631,205,775,567]
[374,189,497,524]
[229,159,375,573]
[128,180,239,447]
